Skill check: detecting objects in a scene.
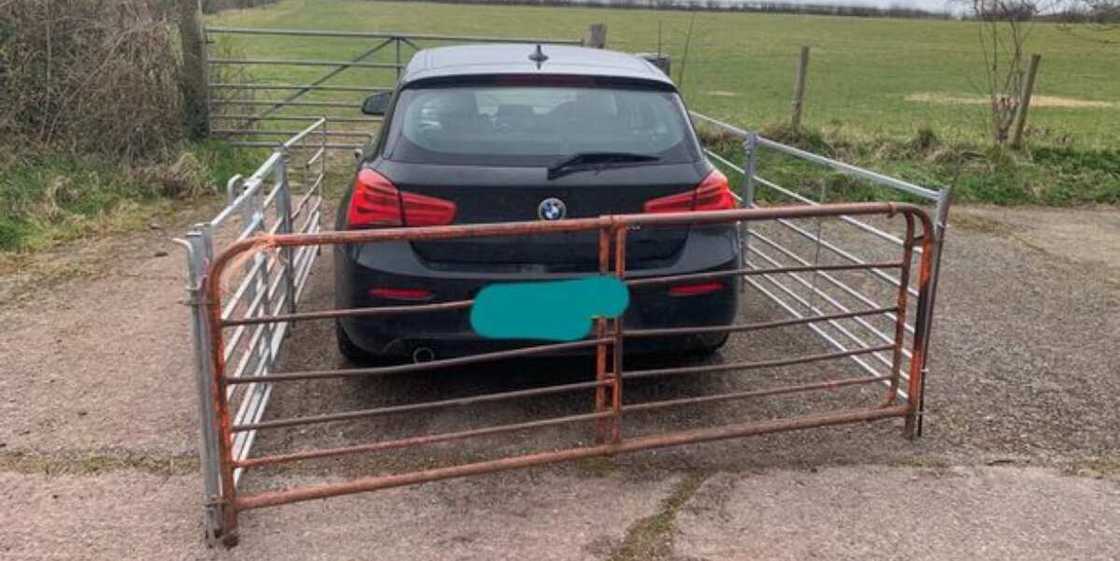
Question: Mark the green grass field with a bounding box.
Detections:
[209,0,1120,148]
[1,0,1114,253]
[205,0,1119,207]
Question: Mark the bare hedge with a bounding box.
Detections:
[0,0,183,162]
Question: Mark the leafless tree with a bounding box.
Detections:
[968,0,1050,144]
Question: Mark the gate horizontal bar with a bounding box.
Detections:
[623,344,895,381]
[223,299,473,327]
[234,411,613,469]
[204,26,583,45]
[756,137,940,200]
[214,129,372,138]
[209,58,403,69]
[626,307,897,338]
[210,83,390,92]
[230,141,363,149]
[214,114,380,123]
[211,99,363,108]
[623,375,889,413]
[232,378,612,432]
[626,261,902,287]
[689,111,938,201]
[226,338,613,383]
[234,405,909,510]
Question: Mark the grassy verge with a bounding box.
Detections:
[0,142,266,253]
[698,123,1120,206]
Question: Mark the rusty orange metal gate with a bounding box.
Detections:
[196,202,935,546]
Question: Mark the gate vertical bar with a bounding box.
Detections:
[322,119,329,175]
[741,133,759,209]
[182,228,224,543]
[394,37,402,83]
[915,185,952,436]
[204,262,241,546]
[610,225,628,444]
[739,134,759,293]
[594,227,611,444]
[904,213,937,439]
[884,214,915,404]
[276,148,297,314]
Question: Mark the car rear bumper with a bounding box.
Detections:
[335,226,740,358]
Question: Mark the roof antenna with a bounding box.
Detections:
[529,44,549,69]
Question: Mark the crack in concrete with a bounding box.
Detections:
[0,451,199,477]
[604,471,710,561]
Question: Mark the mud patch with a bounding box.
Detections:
[906,92,1115,109]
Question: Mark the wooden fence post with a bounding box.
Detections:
[178,0,210,139]
[791,46,810,129]
[1010,53,1041,149]
[585,24,607,48]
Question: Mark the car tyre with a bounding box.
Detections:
[692,333,730,357]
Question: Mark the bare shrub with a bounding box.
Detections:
[965,0,1058,145]
[0,0,183,162]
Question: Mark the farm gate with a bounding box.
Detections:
[179,117,950,547]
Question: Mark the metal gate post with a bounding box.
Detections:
[739,133,759,293]
[914,185,953,436]
[741,133,759,209]
[276,148,298,314]
[394,37,402,83]
[610,223,628,444]
[179,229,225,544]
[593,227,611,444]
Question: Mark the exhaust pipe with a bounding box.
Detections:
[411,347,436,364]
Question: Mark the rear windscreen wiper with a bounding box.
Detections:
[547,152,660,180]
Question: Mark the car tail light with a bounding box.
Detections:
[668,281,725,296]
[642,169,737,213]
[369,287,434,301]
[347,169,456,229]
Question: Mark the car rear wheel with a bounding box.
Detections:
[692,333,729,357]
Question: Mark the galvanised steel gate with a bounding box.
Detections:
[690,111,952,436]
[180,116,951,547]
[175,119,326,540]
[203,26,585,149]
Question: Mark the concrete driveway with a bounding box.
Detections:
[1,205,1117,560]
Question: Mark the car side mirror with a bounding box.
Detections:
[361,91,392,115]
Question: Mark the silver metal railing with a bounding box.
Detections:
[689,111,951,414]
[175,119,326,542]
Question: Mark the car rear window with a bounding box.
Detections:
[383,85,699,166]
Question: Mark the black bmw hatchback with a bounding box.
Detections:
[335,44,740,362]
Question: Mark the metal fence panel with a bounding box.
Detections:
[175,119,325,543]
[689,110,951,433]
